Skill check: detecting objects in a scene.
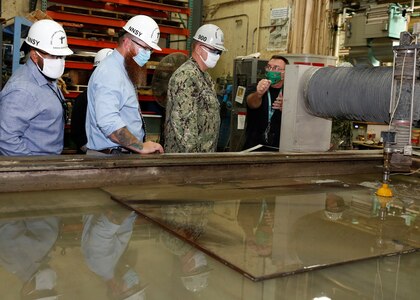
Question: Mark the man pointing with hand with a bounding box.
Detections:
[243,55,289,151]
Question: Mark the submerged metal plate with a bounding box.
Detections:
[107,176,420,281]
[0,188,418,299]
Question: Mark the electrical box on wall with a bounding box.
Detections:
[344,3,407,65]
[345,3,407,46]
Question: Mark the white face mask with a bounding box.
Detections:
[35,51,65,79]
[190,251,208,271]
[200,48,220,69]
[35,268,57,291]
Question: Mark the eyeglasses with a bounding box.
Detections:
[130,38,153,53]
[201,45,222,56]
[265,65,284,72]
[36,50,64,60]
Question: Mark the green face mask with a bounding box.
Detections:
[265,71,282,85]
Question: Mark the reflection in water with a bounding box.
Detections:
[324,193,346,221]
[0,217,60,300]
[279,253,420,300]
[115,180,419,281]
[238,199,274,257]
[160,202,213,293]
[0,175,418,299]
[81,211,145,300]
[291,193,412,268]
[160,201,213,241]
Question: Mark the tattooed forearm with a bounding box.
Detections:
[108,127,143,151]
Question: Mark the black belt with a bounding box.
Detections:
[97,147,132,155]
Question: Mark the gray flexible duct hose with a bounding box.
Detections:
[305,67,393,123]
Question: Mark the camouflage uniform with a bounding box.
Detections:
[164,58,220,153]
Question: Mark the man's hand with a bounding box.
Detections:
[247,79,272,109]
[256,79,271,97]
[272,92,283,111]
[109,127,164,154]
[139,141,164,154]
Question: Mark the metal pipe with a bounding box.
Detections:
[409,37,417,144]
[334,8,353,58]
[251,24,274,54]
[255,0,262,52]
[333,13,342,58]
[383,143,392,183]
[389,49,397,126]
[305,67,393,122]
[187,0,194,53]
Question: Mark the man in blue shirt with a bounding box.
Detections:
[86,15,164,155]
[0,19,73,156]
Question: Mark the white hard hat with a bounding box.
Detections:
[193,24,227,51]
[123,15,161,51]
[25,19,73,56]
[93,48,113,66]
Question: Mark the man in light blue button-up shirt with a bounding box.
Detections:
[86,15,164,155]
[0,19,73,156]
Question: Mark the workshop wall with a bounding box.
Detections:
[203,0,333,79]
[1,0,31,21]
[1,0,334,81]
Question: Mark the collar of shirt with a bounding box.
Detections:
[109,50,125,72]
[190,57,204,73]
[189,57,213,86]
[112,49,124,63]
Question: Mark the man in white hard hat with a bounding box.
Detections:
[0,19,73,156]
[164,24,227,153]
[85,15,163,155]
[71,48,113,153]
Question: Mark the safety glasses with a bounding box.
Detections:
[201,45,222,55]
[265,64,285,72]
[130,38,153,53]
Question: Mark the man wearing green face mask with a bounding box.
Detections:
[243,55,289,150]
